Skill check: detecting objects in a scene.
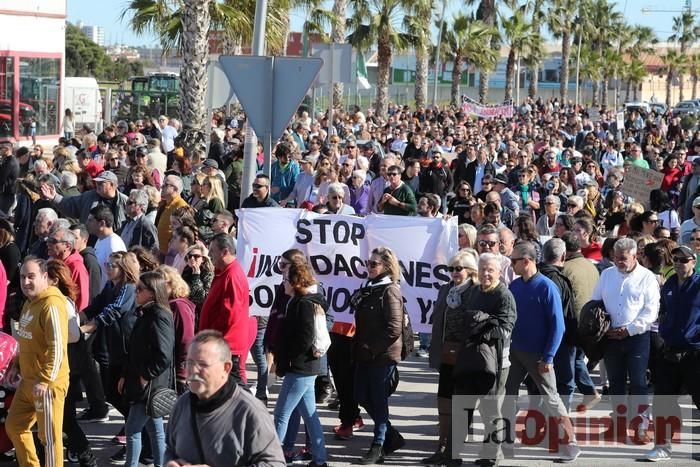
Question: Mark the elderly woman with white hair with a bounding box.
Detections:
[326,182,355,215]
[349,170,370,214]
[425,249,480,465]
[536,195,561,236]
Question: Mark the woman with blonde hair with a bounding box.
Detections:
[156,265,195,394]
[425,249,479,465]
[351,246,406,464]
[458,223,477,250]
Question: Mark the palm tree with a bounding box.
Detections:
[578,45,603,106]
[347,0,417,118]
[404,0,433,108]
[623,58,646,102]
[331,0,347,105]
[669,11,699,102]
[442,14,497,106]
[523,0,546,99]
[661,49,688,107]
[465,0,498,102]
[689,54,700,100]
[121,0,288,129]
[547,0,577,102]
[501,9,533,102]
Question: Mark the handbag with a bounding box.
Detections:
[146,386,178,418]
[441,342,460,366]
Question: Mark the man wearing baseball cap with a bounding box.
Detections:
[646,245,700,461]
[492,172,520,215]
[40,170,130,232]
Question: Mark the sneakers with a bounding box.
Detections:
[557,444,581,463]
[580,393,602,410]
[78,450,98,467]
[636,425,652,444]
[645,445,672,462]
[333,416,364,439]
[416,348,429,358]
[66,449,79,463]
[77,407,109,423]
[284,447,312,463]
[111,434,126,445]
[359,444,384,465]
[109,446,126,464]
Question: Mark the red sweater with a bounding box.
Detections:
[64,251,90,311]
[198,260,250,357]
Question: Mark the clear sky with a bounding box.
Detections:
[67,0,686,48]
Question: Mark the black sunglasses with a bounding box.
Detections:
[447,266,467,272]
[673,256,694,264]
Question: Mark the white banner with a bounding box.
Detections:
[236,208,459,332]
[460,96,514,119]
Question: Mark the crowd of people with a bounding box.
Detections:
[0,97,697,467]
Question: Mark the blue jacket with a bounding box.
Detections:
[509,272,564,363]
[659,273,700,350]
[271,160,300,202]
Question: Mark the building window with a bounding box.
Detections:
[19,57,60,136]
[0,57,14,138]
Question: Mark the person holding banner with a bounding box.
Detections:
[351,247,405,464]
[378,165,416,216]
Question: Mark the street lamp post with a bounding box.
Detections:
[431,0,447,107]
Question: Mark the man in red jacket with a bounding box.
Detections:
[199,233,252,384]
[47,227,90,312]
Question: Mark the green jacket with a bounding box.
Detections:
[381,183,417,216]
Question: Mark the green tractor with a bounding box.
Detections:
[116,72,180,121]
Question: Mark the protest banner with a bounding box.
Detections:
[236,208,458,332]
[621,165,664,207]
[460,96,514,119]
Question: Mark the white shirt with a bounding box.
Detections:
[161,125,178,152]
[473,162,486,193]
[95,233,127,288]
[591,263,660,335]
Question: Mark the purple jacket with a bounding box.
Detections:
[350,183,370,215]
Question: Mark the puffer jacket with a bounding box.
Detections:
[275,286,328,376]
[576,300,610,361]
[352,276,403,366]
[85,282,137,367]
[122,302,175,403]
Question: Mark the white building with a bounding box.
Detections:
[0,0,65,142]
[79,23,105,47]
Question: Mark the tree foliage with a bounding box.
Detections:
[65,22,144,81]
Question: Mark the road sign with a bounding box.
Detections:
[311,43,353,85]
[218,55,323,143]
[206,60,234,108]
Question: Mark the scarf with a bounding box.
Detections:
[446,280,471,308]
[518,184,529,205]
[190,374,236,413]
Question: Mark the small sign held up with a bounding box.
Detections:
[621,165,664,207]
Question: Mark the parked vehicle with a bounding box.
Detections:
[64,77,103,131]
[672,100,700,117]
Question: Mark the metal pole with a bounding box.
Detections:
[432,0,447,107]
[328,43,334,142]
[241,0,268,205]
[515,54,520,104]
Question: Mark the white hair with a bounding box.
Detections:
[356,156,370,171]
[479,252,502,270]
[37,207,58,223]
[61,171,77,188]
[327,182,345,197]
[614,237,637,254]
[568,195,584,209]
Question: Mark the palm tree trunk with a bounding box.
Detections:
[625,80,631,102]
[679,72,685,102]
[415,45,429,108]
[180,0,210,130]
[693,73,698,100]
[601,76,609,108]
[591,80,599,107]
[666,72,673,107]
[331,0,346,106]
[560,31,571,102]
[504,49,515,102]
[479,71,490,103]
[528,64,538,99]
[375,33,392,118]
[451,54,463,107]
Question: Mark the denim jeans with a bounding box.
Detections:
[250,322,268,400]
[603,331,650,417]
[418,332,431,351]
[553,343,576,411]
[574,347,597,395]
[274,372,326,465]
[125,402,165,467]
[354,364,396,445]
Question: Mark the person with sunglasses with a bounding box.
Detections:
[121,189,159,252]
[378,164,416,216]
[241,174,280,208]
[425,249,480,466]
[351,247,406,464]
[645,245,700,461]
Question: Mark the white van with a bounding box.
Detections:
[64,77,103,131]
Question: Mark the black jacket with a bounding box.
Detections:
[123,301,175,403]
[419,163,453,196]
[538,263,577,345]
[86,282,137,367]
[241,194,279,208]
[80,247,102,303]
[576,300,610,361]
[121,215,159,251]
[275,289,327,376]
